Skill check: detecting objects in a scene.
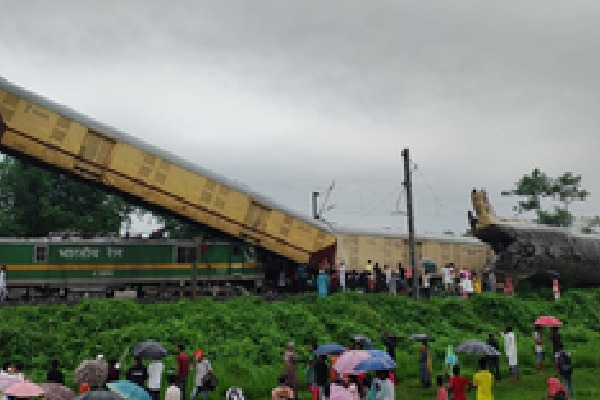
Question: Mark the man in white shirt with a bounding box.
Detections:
[442,264,452,293]
[499,326,519,380]
[191,351,212,400]
[147,359,164,400]
[338,261,346,292]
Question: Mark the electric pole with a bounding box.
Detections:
[402,148,418,299]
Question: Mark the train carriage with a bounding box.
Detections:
[0,238,263,299]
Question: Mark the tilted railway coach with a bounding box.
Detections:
[0,77,336,270]
[0,237,263,300]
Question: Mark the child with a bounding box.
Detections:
[165,374,181,400]
[437,375,448,400]
[544,376,568,400]
[448,365,469,400]
[472,358,493,400]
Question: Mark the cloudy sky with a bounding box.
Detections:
[1,1,598,235]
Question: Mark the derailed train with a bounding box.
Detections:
[471,189,600,286]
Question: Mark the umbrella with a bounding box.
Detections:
[5,381,44,398]
[0,376,22,389]
[367,350,391,358]
[132,340,167,360]
[455,340,501,356]
[535,316,563,327]
[333,350,371,375]
[74,390,124,400]
[547,270,561,278]
[106,381,151,400]
[354,356,396,372]
[39,383,76,400]
[410,333,434,342]
[315,343,346,355]
[74,359,108,389]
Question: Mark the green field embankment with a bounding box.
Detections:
[1,290,599,398]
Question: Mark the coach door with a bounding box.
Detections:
[74,130,115,182]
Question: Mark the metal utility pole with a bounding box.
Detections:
[402,148,418,299]
[312,192,320,219]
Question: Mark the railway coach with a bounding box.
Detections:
[0,237,263,300]
[0,77,336,271]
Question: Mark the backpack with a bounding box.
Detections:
[202,372,218,390]
[225,387,245,400]
[558,351,573,375]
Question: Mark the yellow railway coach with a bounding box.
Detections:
[0,77,336,267]
[335,228,493,272]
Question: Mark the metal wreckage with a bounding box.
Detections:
[470,189,600,286]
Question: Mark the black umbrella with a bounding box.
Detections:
[455,340,500,356]
[547,270,561,278]
[133,340,168,360]
[74,390,124,400]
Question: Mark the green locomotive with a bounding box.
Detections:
[0,237,263,299]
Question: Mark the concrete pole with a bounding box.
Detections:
[402,148,419,299]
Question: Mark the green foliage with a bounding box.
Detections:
[502,168,590,227]
[0,156,135,236]
[0,291,598,399]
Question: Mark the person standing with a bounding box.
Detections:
[0,265,7,302]
[384,265,392,293]
[552,278,561,301]
[556,345,574,398]
[373,370,394,400]
[339,261,346,292]
[147,358,164,400]
[503,277,514,296]
[175,345,190,400]
[486,333,501,381]
[271,375,294,400]
[191,350,212,400]
[499,327,519,380]
[444,346,458,381]
[317,270,329,298]
[448,365,469,400]
[314,355,329,400]
[382,333,397,362]
[551,327,563,372]
[472,358,494,400]
[442,264,452,294]
[419,341,432,388]
[126,357,148,388]
[283,343,297,399]
[436,375,448,400]
[46,359,64,384]
[533,326,545,373]
[107,358,120,384]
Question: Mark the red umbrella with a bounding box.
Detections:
[5,381,44,398]
[535,316,562,327]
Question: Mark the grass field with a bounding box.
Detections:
[1,289,599,398]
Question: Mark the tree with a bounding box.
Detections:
[0,156,136,237]
[502,168,590,227]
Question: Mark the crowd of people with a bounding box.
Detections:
[272,326,575,400]
[294,260,527,299]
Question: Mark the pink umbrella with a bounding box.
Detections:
[535,316,562,327]
[5,381,44,398]
[333,350,370,374]
[0,376,22,389]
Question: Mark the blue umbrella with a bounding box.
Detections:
[315,343,346,355]
[106,381,151,400]
[354,356,396,371]
[367,350,390,358]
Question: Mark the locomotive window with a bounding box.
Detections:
[35,245,48,263]
[177,246,197,263]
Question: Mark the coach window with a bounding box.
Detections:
[177,246,197,263]
[35,245,48,263]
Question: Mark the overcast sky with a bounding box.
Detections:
[1,1,598,235]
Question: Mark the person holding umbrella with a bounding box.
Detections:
[147,358,163,400]
[486,333,501,381]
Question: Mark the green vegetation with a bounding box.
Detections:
[501,168,590,227]
[1,291,599,399]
